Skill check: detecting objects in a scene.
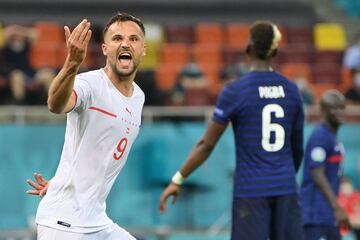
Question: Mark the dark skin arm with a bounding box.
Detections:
[159,120,227,213]
[311,167,350,228]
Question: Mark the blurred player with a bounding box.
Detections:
[159,21,305,240]
[301,90,350,240]
[26,12,146,240]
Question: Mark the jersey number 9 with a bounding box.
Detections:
[113,137,128,160]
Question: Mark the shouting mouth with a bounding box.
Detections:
[118,52,132,68]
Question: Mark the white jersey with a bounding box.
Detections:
[36,69,145,233]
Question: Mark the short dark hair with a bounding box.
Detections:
[320,89,345,111]
[247,21,276,60]
[103,12,145,40]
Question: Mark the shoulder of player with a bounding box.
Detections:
[285,79,299,91]
[76,69,103,82]
[309,124,332,142]
[224,75,251,91]
[220,80,244,100]
[74,69,105,90]
[278,76,302,100]
[133,82,145,100]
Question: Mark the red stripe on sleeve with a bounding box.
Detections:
[327,155,343,163]
[73,89,78,104]
[89,106,117,118]
[66,89,79,113]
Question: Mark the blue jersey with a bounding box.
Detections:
[213,71,304,198]
[301,124,344,226]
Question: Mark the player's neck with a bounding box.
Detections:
[249,60,273,72]
[117,81,134,97]
[324,121,339,134]
[103,67,135,97]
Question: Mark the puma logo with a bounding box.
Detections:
[125,108,132,116]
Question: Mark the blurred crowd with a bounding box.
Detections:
[0,22,360,107]
[0,24,55,105]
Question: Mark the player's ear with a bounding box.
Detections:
[142,43,146,57]
[101,43,107,56]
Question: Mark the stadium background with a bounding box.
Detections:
[0,0,360,239]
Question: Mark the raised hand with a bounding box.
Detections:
[26,173,50,197]
[159,183,181,214]
[64,19,92,66]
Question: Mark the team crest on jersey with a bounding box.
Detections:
[311,146,326,162]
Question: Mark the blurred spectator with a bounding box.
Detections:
[293,74,315,106]
[171,55,212,106]
[2,24,36,76]
[338,177,360,240]
[345,68,360,104]
[0,75,7,104]
[343,33,360,70]
[7,70,27,104]
[220,56,249,86]
[0,24,37,104]
[27,67,56,105]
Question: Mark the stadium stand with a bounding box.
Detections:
[0,0,319,26]
[164,25,194,44]
[224,23,250,51]
[155,63,182,92]
[194,23,224,47]
[313,22,347,50]
[160,43,190,66]
[281,62,313,83]
[29,22,63,69]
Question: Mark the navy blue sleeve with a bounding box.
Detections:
[306,137,329,169]
[212,85,240,125]
[291,99,304,172]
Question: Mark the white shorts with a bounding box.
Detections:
[37,223,136,240]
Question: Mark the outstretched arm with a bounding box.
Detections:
[159,120,226,213]
[47,19,92,114]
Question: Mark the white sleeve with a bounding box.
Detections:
[72,76,92,112]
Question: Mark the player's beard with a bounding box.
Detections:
[111,59,139,80]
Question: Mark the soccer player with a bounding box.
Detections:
[301,90,350,240]
[26,12,146,240]
[159,21,305,240]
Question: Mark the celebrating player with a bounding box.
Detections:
[26,12,146,240]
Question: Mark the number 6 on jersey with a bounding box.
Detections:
[262,104,285,152]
